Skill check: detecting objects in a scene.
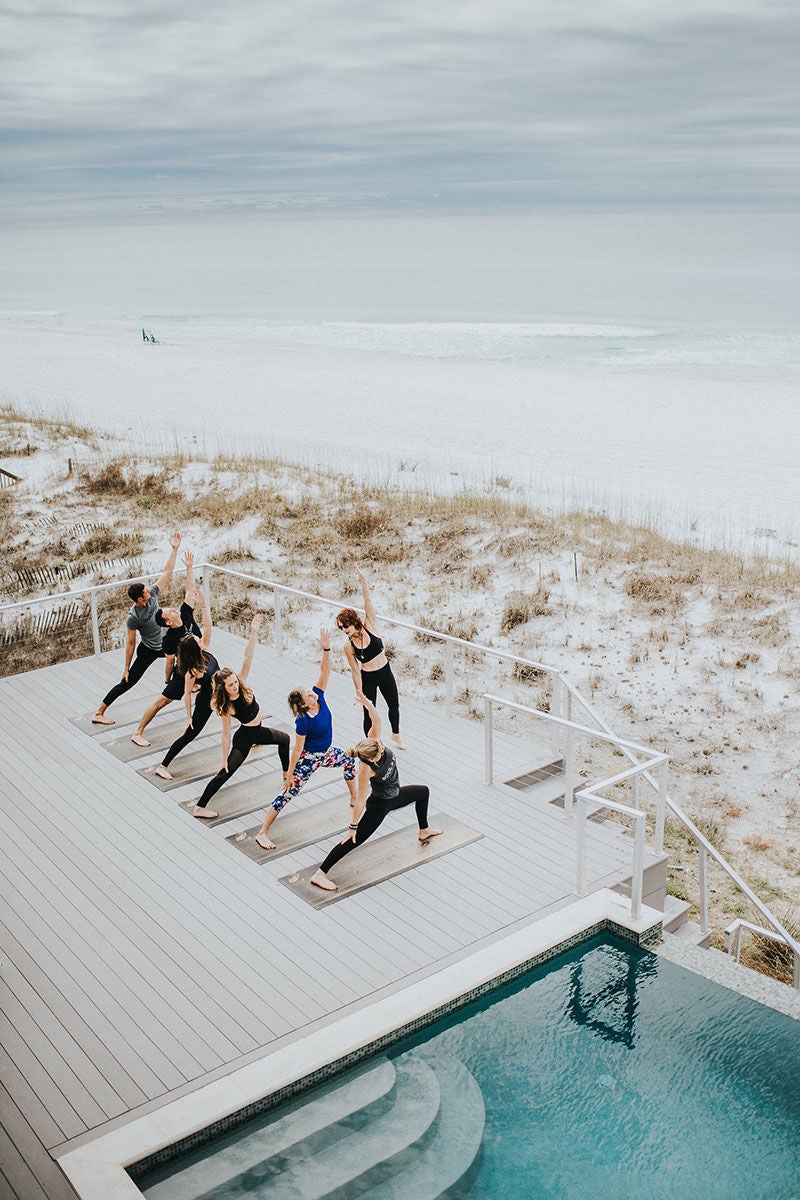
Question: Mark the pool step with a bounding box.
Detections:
[142,1051,485,1200]
[359,1051,486,1200]
[142,1056,399,1200]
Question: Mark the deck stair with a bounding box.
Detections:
[662,894,713,948]
[143,1051,484,1200]
[503,754,565,805]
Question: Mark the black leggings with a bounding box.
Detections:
[319,784,429,874]
[102,643,164,708]
[160,688,214,769]
[196,723,291,809]
[361,662,400,736]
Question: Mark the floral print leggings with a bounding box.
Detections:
[271,745,356,813]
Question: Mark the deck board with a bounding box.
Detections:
[0,634,656,1200]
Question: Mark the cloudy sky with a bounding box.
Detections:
[2,0,798,226]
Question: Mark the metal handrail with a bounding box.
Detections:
[3,559,798,986]
[724,918,799,988]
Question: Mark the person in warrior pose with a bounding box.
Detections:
[255,629,357,850]
[152,629,219,782]
[309,698,441,892]
[193,613,290,820]
[130,551,208,746]
[336,564,405,748]
[92,531,182,725]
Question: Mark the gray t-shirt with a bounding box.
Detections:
[125,584,164,651]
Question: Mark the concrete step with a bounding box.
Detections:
[359,1051,486,1200]
[143,1057,399,1200]
[671,919,713,949]
[662,895,691,933]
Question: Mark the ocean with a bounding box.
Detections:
[1,212,799,552]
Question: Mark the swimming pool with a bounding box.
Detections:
[137,934,800,1199]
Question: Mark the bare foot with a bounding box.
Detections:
[391,733,407,750]
[131,734,151,748]
[193,806,218,819]
[255,834,276,850]
[310,869,338,891]
[92,713,115,725]
[419,828,443,844]
[154,764,173,780]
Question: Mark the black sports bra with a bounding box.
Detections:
[351,627,384,664]
[232,690,260,723]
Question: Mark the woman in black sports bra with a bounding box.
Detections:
[336,564,406,748]
[192,613,290,819]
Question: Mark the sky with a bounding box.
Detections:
[2,0,799,227]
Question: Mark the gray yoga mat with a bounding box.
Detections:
[178,766,294,825]
[278,815,482,907]
[226,790,355,860]
[73,696,167,735]
[102,715,221,762]
[137,741,278,791]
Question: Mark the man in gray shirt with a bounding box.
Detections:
[92,531,182,724]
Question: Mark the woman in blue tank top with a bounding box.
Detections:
[255,629,357,850]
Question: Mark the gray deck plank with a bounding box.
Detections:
[135,737,283,791]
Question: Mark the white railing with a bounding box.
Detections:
[482,694,669,920]
[725,919,800,989]
[2,559,799,987]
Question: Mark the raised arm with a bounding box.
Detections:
[181,551,195,604]
[194,585,212,649]
[238,612,262,684]
[361,696,382,740]
[315,627,332,691]
[155,531,182,593]
[355,564,378,630]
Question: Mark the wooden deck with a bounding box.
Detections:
[0,632,659,1200]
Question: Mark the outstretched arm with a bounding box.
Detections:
[355,564,378,630]
[194,585,212,649]
[315,628,332,691]
[122,628,137,680]
[351,760,372,826]
[220,713,232,772]
[361,696,382,740]
[183,670,196,724]
[342,637,362,696]
[181,551,195,604]
[155,531,182,593]
[238,612,262,684]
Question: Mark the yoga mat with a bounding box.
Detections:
[72,696,167,735]
[136,741,276,791]
[102,716,221,762]
[226,791,355,859]
[278,815,481,907]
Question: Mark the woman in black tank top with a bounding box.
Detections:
[190,613,290,819]
[309,699,441,892]
[336,564,406,748]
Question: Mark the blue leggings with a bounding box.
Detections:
[271,745,356,813]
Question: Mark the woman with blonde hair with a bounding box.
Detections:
[336,564,405,748]
[193,613,290,819]
[309,698,440,891]
[255,629,357,850]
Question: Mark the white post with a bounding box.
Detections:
[698,844,709,934]
[550,673,563,754]
[445,640,454,717]
[563,691,575,813]
[273,588,283,654]
[484,695,494,785]
[655,758,668,853]
[576,801,587,896]
[631,813,645,920]
[90,589,101,657]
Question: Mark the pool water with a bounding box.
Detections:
[139,936,800,1200]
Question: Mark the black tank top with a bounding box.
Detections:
[352,627,384,664]
[369,747,399,801]
[232,690,259,724]
[197,652,219,693]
